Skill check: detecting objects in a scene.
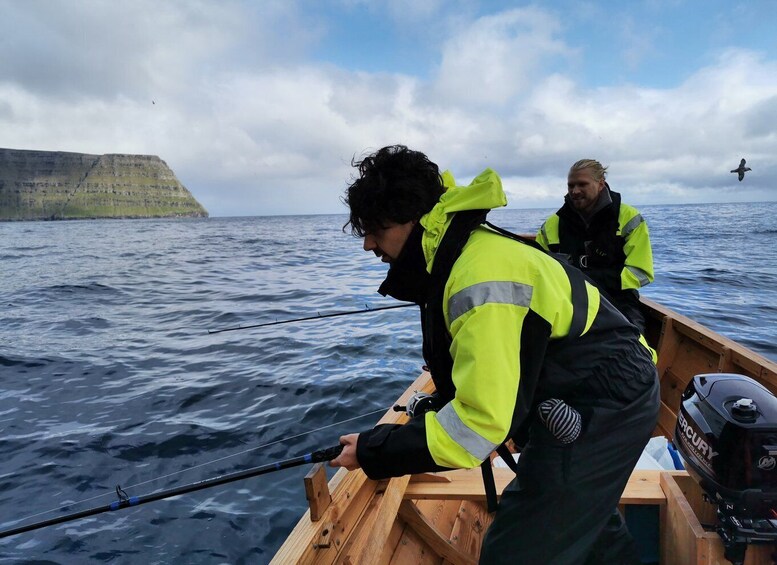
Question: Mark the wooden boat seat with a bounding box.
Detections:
[404,467,669,506]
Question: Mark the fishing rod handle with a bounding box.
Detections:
[310,444,344,463]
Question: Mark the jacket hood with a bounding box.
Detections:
[419,168,507,271]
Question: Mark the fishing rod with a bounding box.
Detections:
[208,302,416,334]
[0,444,343,540]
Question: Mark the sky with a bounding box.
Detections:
[1,0,776,217]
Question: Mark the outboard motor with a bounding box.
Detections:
[676,373,777,564]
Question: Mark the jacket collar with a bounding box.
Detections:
[561,183,620,226]
[377,222,430,304]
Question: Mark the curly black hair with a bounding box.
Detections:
[342,145,445,237]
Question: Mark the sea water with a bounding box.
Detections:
[0,202,775,564]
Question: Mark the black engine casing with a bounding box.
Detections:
[675,373,777,518]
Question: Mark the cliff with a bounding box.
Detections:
[0,148,208,220]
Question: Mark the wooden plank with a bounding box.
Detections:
[717,346,735,373]
[378,519,407,563]
[623,470,669,505]
[661,471,703,565]
[414,498,460,538]
[404,468,666,505]
[657,399,678,439]
[332,372,436,564]
[733,348,776,381]
[662,368,687,415]
[672,473,716,527]
[673,318,727,356]
[410,472,453,483]
[670,337,720,384]
[330,482,387,565]
[404,467,505,501]
[305,463,332,522]
[384,498,492,562]
[335,475,412,565]
[398,500,477,565]
[446,500,491,562]
[390,517,450,565]
[656,315,681,379]
[313,522,334,550]
[750,362,777,388]
[358,376,449,561]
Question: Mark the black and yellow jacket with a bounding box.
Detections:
[536,186,654,299]
[356,170,657,479]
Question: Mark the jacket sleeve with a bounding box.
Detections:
[620,210,654,290]
[536,215,558,252]
[536,223,550,251]
[356,418,450,480]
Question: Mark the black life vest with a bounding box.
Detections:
[556,188,626,271]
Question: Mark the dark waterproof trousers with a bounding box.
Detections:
[479,377,659,565]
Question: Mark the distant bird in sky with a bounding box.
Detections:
[730,158,751,181]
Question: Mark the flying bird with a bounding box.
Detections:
[730,158,751,182]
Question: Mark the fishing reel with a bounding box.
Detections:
[393,391,443,419]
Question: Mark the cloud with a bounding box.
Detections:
[432,6,571,107]
[0,3,775,216]
[2,2,221,99]
[0,1,317,100]
[743,95,777,138]
[478,49,777,204]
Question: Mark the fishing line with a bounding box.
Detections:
[1,407,385,532]
[208,302,416,334]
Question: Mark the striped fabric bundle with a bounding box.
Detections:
[536,398,582,444]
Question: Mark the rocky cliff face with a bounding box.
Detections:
[0,148,208,220]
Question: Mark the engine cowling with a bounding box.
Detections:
[675,373,777,563]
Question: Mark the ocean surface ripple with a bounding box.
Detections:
[0,202,775,563]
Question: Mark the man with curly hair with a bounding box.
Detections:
[331,145,658,564]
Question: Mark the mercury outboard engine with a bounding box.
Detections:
[676,373,777,564]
